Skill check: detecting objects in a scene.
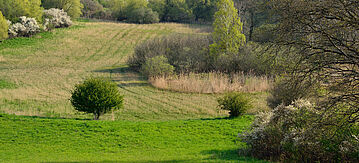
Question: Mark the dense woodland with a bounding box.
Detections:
[0,0,358,162]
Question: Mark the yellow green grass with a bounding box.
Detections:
[0,22,268,121]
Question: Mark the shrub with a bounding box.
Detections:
[43,8,73,30]
[217,93,251,117]
[240,99,359,162]
[141,55,174,78]
[127,7,159,24]
[0,11,8,41]
[70,77,124,120]
[81,0,104,18]
[8,16,40,38]
[128,34,212,73]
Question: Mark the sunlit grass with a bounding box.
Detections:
[0,113,271,162]
[0,21,266,121]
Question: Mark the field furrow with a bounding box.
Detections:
[0,22,227,121]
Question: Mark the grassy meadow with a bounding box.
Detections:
[0,21,269,162]
[0,114,270,162]
[0,21,268,121]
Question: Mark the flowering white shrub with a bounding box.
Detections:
[8,16,40,38]
[240,99,359,162]
[43,8,72,30]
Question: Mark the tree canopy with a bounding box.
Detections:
[210,0,245,56]
[41,0,83,18]
[0,0,43,22]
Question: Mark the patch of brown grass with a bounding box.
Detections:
[149,72,272,94]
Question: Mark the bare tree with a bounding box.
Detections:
[272,0,359,123]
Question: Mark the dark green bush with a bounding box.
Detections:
[141,55,174,77]
[70,77,124,120]
[127,7,159,24]
[217,93,251,117]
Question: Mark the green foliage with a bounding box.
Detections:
[252,24,277,43]
[217,93,251,117]
[210,0,245,56]
[109,0,148,21]
[148,0,166,20]
[0,0,43,22]
[93,0,217,23]
[141,55,174,77]
[187,0,217,22]
[42,0,84,18]
[70,77,124,120]
[163,0,194,22]
[0,11,8,41]
[127,7,159,24]
[80,0,104,18]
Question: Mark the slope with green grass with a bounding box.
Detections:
[0,21,267,121]
[0,21,270,162]
[0,114,268,162]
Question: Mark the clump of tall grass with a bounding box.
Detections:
[149,72,272,94]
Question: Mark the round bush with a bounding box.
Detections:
[70,77,124,120]
[141,55,174,78]
[43,8,73,30]
[217,93,251,117]
[7,16,40,38]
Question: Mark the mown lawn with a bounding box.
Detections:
[0,114,268,162]
[0,21,268,121]
[0,21,270,162]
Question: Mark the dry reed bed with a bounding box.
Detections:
[149,72,272,94]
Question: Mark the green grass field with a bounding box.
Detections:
[0,114,269,162]
[0,21,269,162]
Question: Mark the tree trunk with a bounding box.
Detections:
[93,113,100,120]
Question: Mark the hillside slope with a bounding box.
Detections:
[0,22,225,121]
[0,114,267,162]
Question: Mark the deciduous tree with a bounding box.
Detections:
[210,0,245,56]
[0,11,8,40]
[42,0,83,18]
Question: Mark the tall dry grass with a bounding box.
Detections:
[149,72,272,94]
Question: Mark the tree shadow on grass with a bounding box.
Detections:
[93,66,132,74]
[0,113,93,121]
[201,149,268,162]
[94,66,147,83]
[193,115,254,121]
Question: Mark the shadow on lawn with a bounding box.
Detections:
[94,66,132,74]
[94,66,147,83]
[201,149,267,162]
[0,113,93,121]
